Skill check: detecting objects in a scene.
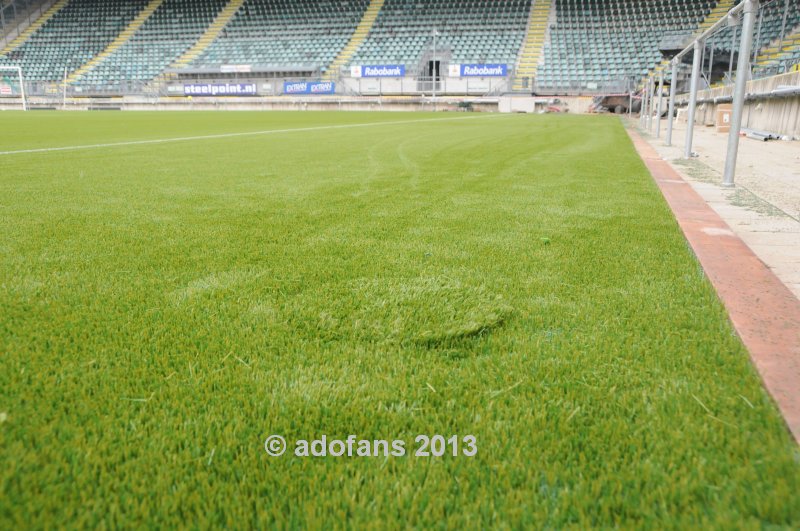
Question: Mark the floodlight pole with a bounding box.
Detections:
[656,69,664,138]
[666,60,678,146]
[722,0,758,188]
[684,39,704,158]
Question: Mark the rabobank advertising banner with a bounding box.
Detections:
[350,65,406,78]
[184,83,256,96]
[456,64,508,77]
[283,80,336,95]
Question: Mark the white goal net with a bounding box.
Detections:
[0,66,28,110]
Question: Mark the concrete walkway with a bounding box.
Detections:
[633,118,800,300]
[626,123,800,443]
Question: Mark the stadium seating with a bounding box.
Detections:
[75,0,230,90]
[0,0,150,82]
[755,27,800,75]
[350,0,531,70]
[538,0,715,91]
[1,0,799,91]
[539,0,713,89]
[189,0,370,71]
[750,0,800,75]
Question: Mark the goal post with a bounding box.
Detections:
[0,66,28,111]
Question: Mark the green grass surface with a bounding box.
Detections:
[1,111,798,528]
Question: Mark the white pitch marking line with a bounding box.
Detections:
[0,114,505,156]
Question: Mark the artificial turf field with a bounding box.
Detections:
[0,111,798,528]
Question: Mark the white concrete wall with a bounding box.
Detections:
[0,95,501,112]
[677,72,800,137]
[342,76,508,95]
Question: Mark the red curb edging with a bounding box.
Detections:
[627,128,800,444]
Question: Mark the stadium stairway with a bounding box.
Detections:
[511,0,551,91]
[170,0,244,68]
[322,0,384,81]
[65,0,166,84]
[0,0,67,55]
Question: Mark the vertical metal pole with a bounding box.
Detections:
[666,60,678,146]
[656,69,664,138]
[699,42,706,92]
[647,75,654,131]
[18,67,27,111]
[708,37,715,82]
[722,0,758,187]
[432,28,437,111]
[685,39,704,158]
[640,82,647,127]
[778,0,789,53]
[650,76,657,132]
[729,26,738,80]
[63,65,68,109]
[753,8,763,64]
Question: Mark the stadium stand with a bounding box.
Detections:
[1,0,49,36]
[170,0,243,69]
[71,0,230,90]
[0,0,65,56]
[639,0,735,90]
[66,0,167,86]
[752,0,800,75]
[188,0,370,72]
[756,26,800,73]
[349,0,532,71]
[538,0,717,91]
[0,0,149,82]
[683,0,800,81]
[0,0,799,93]
[323,0,383,81]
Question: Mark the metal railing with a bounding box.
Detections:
[652,0,761,187]
[0,0,55,50]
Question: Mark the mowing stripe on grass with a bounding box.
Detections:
[0,113,503,156]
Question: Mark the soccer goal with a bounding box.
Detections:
[0,66,28,111]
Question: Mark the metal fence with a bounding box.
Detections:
[641,0,782,188]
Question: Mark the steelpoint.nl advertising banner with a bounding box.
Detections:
[184,83,257,96]
[283,81,336,95]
